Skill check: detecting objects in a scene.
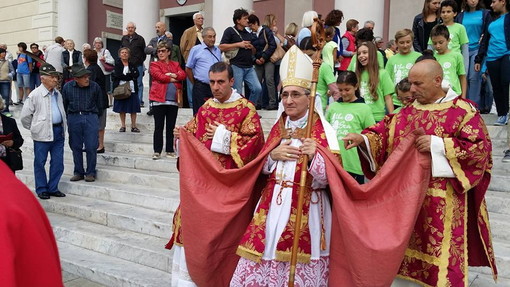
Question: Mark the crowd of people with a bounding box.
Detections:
[0,0,509,286]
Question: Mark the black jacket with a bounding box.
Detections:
[252,26,277,63]
[112,59,140,95]
[412,13,440,53]
[0,114,24,171]
[121,32,147,66]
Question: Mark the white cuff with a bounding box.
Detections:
[210,124,231,155]
[358,135,377,172]
[430,135,455,178]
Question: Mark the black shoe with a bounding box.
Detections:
[267,105,278,110]
[97,147,105,153]
[70,175,85,181]
[49,191,66,197]
[147,110,153,116]
[38,192,51,200]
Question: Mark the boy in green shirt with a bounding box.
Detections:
[431,24,467,97]
[428,0,469,72]
[385,29,421,108]
[326,71,375,184]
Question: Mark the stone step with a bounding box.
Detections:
[18,157,179,189]
[488,175,510,193]
[17,173,179,213]
[58,241,171,287]
[487,213,510,243]
[473,240,510,280]
[485,190,510,216]
[37,193,173,239]
[48,213,172,273]
[469,268,509,286]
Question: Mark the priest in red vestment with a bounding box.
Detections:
[166,61,265,286]
[0,161,63,287]
[344,59,498,286]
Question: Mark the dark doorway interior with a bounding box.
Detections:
[106,38,122,62]
[167,13,196,108]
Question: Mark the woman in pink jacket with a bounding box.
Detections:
[149,42,186,160]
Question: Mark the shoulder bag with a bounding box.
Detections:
[223,27,243,63]
[112,82,132,100]
[263,29,286,63]
[100,50,115,72]
[7,148,23,171]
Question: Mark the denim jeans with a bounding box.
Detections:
[137,64,145,105]
[0,82,11,112]
[30,72,41,90]
[68,113,99,176]
[466,49,482,107]
[231,65,262,106]
[33,125,65,194]
[186,78,193,109]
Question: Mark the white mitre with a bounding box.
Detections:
[277,45,340,153]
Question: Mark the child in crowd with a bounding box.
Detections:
[326,71,375,184]
[339,19,359,71]
[429,0,469,71]
[430,24,467,97]
[385,29,422,109]
[393,77,413,113]
[322,26,338,72]
[355,41,394,121]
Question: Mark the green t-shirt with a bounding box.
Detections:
[359,69,394,122]
[317,62,337,111]
[435,51,465,95]
[322,41,337,71]
[347,51,385,71]
[326,101,375,175]
[385,51,422,106]
[428,23,469,53]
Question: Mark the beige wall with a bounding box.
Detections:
[0,0,58,53]
[284,0,312,29]
[388,0,423,41]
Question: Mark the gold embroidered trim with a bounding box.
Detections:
[207,97,246,109]
[463,192,469,284]
[404,249,441,266]
[275,250,311,263]
[230,132,244,168]
[388,114,397,154]
[444,138,471,191]
[428,188,447,198]
[479,200,498,282]
[396,275,434,287]
[437,183,455,286]
[412,100,454,111]
[236,246,263,263]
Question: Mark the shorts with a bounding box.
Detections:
[16,73,31,88]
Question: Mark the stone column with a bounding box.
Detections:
[335,0,385,38]
[58,0,88,47]
[123,0,159,91]
[123,0,159,45]
[209,0,253,42]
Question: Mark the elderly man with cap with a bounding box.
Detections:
[21,63,66,200]
[61,64,102,182]
[230,45,340,286]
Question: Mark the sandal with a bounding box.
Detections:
[131,127,140,133]
[119,127,126,132]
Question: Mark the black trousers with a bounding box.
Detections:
[192,80,213,115]
[153,104,178,153]
[486,55,510,116]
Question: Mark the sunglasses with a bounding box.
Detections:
[157,49,168,53]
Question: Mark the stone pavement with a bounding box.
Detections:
[9,104,510,286]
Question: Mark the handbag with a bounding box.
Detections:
[223,27,243,63]
[263,29,286,63]
[112,82,132,100]
[7,148,23,171]
[176,89,183,108]
[100,50,114,72]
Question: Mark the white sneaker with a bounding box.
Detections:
[166,152,176,158]
[152,153,161,160]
